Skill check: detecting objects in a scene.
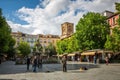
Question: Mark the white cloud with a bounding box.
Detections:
[8,0,120,35]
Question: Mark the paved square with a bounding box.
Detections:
[0,61,120,80]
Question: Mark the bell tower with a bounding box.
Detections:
[61,22,74,39]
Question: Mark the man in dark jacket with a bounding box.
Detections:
[62,55,67,72]
[38,55,42,68]
[26,56,30,70]
[32,56,37,72]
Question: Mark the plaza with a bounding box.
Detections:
[0,61,120,80]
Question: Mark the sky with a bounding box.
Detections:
[0,0,120,35]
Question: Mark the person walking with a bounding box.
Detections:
[32,56,37,72]
[26,56,30,70]
[93,51,97,64]
[105,56,109,65]
[61,55,67,72]
[38,55,42,68]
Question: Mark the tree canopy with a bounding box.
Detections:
[56,35,79,55]
[115,2,120,13]
[17,41,31,57]
[105,26,120,52]
[104,3,120,52]
[0,8,13,54]
[46,43,57,57]
[75,12,110,51]
[33,39,43,54]
[7,38,16,58]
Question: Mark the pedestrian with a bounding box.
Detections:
[93,55,97,64]
[26,56,30,70]
[105,56,109,65]
[61,55,67,72]
[93,51,97,64]
[32,56,37,72]
[38,55,42,68]
[86,56,89,62]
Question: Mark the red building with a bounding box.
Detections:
[102,10,120,34]
[107,13,120,34]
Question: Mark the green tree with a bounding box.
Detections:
[105,26,120,52]
[56,34,80,55]
[65,35,79,53]
[34,39,43,54]
[56,40,63,55]
[115,2,120,26]
[115,2,120,13]
[0,8,12,54]
[47,43,57,57]
[17,41,31,57]
[76,12,110,51]
[56,39,68,55]
[7,38,16,58]
[105,3,120,52]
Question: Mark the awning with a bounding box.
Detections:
[68,53,76,56]
[58,55,63,57]
[81,52,95,56]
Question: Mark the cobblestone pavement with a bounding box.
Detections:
[0,61,120,80]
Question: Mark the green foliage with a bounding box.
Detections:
[76,12,110,51]
[56,35,80,55]
[34,39,43,54]
[0,8,13,54]
[105,3,120,52]
[104,35,114,51]
[56,39,68,54]
[105,19,120,52]
[7,38,16,58]
[115,2,120,13]
[56,40,63,54]
[106,26,120,52]
[66,35,79,53]
[17,41,31,56]
[46,43,57,57]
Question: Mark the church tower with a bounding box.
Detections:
[61,22,74,39]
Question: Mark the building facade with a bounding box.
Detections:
[11,32,60,53]
[11,32,39,54]
[61,22,74,39]
[102,10,114,18]
[107,13,120,34]
[11,32,38,48]
[38,34,60,47]
[102,10,120,34]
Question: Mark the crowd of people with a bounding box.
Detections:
[26,55,43,72]
[26,55,67,72]
[26,52,111,73]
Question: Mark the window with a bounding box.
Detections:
[40,40,42,43]
[113,17,115,25]
[44,40,46,43]
[48,39,51,43]
[52,40,54,43]
[107,20,110,24]
[104,12,106,16]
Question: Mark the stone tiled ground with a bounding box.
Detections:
[0,61,120,80]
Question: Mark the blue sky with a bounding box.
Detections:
[0,0,40,24]
[0,0,120,35]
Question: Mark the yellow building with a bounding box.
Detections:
[38,34,60,47]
